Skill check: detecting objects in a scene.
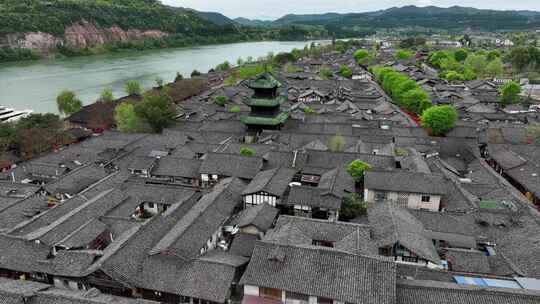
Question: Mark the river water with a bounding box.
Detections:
[0,41,318,113]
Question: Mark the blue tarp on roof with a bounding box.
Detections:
[454,276,521,289]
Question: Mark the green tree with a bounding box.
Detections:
[346,160,373,183]
[421,105,458,136]
[240,147,255,157]
[509,46,540,72]
[439,56,462,72]
[354,49,371,65]
[402,88,432,114]
[485,58,503,77]
[174,73,183,82]
[487,50,501,61]
[56,90,82,116]
[463,67,477,81]
[509,46,531,72]
[339,193,368,221]
[214,95,228,106]
[303,106,316,114]
[454,49,468,62]
[191,70,202,77]
[500,81,522,106]
[134,92,176,133]
[392,79,417,102]
[114,102,141,133]
[14,113,63,159]
[229,106,241,113]
[428,51,451,68]
[16,113,62,130]
[319,67,333,79]
[443,70,465,83]
[338,65,353,78]
[464,53,488,77]
[395,49,413,60]
[125,80,142,96]
[382,73,406,93]
[215,61,231,71]
[328,134,346,152]
[100,88,114,103]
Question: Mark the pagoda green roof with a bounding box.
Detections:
[248,72,282,89]
[244,95,286,107]
[240,112,289,126]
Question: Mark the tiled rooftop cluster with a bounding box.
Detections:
[1,46,540,304]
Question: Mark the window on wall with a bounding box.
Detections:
[375,191,387,201]
[286,291,309,302]
[318,297,333,304]
[421,195,431,202]
[260,287,281,300]
[312,240,334,248]
[397,192,409,207]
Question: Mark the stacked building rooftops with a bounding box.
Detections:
[1,48,540,304]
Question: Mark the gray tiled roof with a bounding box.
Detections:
[444,248,491,274]
[127,156,156,171]
[43,165,109,196]
[286,185,342,210]
[21,162,68,178]
[151,156,202,178]
[240,242,396,304]
[24,189,126,246]
[232,203,279,232]
[264,215,377,256]
[410,210,475,237]
[100,188,241,303]
[0,277,159,304]
[200,153,263,179]
[0,195,50,231]
[318,166,355,198]
[397,279,540,304]
[149,178,245,259]
[242,167,297,197]
[364,170,447,195]
[56,218,108,249]
[229,233,258,257]
[368,202,441,264]
[305,150,396,172]
[489,148,527,170]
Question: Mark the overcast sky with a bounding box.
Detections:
[161,0,540,20]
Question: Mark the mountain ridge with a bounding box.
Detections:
[248,5,540,30]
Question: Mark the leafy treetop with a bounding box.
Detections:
[125,80,143,96]
[134,92,176,133]
[100,88,114,103]
[500,81,522,106]
[56,90,82,116]
[346,159,373,183]
[240,147,256,157]
[421,105,458,136]
[328,134,346,152]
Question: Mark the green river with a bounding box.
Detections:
[0,41,318,113]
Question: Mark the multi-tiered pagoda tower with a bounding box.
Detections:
[241,73,288,136]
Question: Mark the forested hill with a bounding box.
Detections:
[272,5,540,31]
[0,0,232,36]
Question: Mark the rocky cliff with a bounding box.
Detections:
[1,21,168,53]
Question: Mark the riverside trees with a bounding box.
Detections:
[371,66,432,115]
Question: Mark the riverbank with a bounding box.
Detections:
[0,32,331,64]
[0,40,323,113]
